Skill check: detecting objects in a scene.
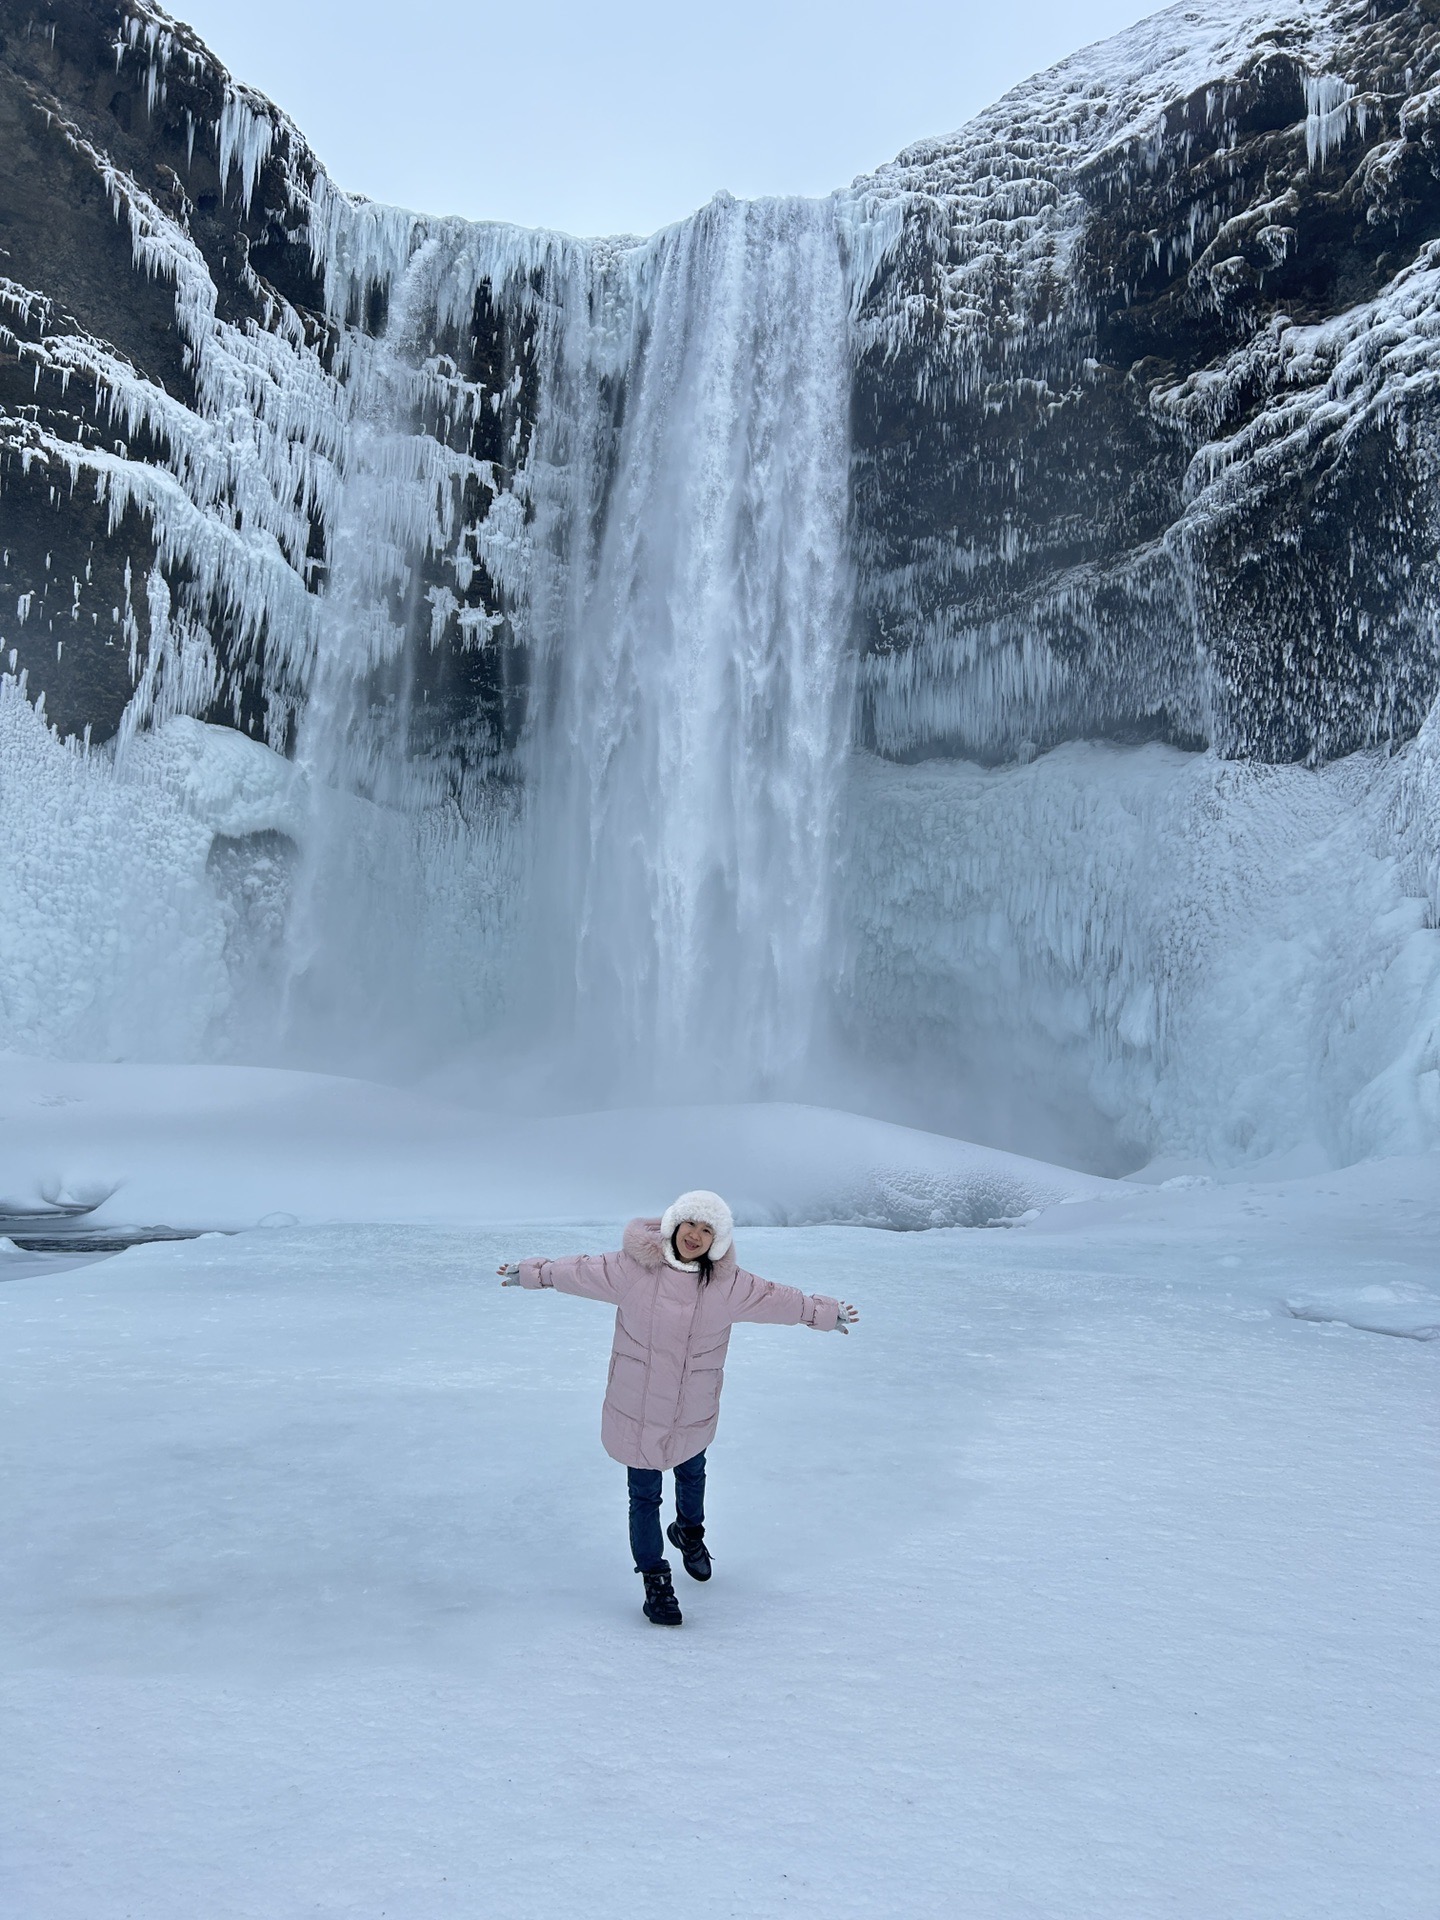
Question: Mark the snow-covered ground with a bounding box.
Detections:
[3,1066,1436,1917]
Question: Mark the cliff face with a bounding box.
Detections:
[0,0,535,765]
[851,0,1440,764]
[1,0,310,739]
[2,0,1440,773]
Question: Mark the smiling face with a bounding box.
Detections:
[674,1219,715,1262]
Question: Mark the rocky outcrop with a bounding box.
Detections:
[1,0,311,738]
[851,0,1440,763]
[0,0,534,762]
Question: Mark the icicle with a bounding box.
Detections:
[1305,75,1360,170]
[216,90,275,216]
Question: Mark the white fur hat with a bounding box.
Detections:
[660,1189,734,1261]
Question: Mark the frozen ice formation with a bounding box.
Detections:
[0,0,1438,1175]
[848,0,1440,766]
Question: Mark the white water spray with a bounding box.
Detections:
[518,194,856,1099]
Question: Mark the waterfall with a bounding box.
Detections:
[517,194,856,1101]
[258,193,855,1095]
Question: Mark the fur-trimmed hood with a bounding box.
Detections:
[623,1216,737,1280]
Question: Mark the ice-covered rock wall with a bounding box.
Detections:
[837,0,1440,1164]
[851,0,1440,767]
[1,0,1439,1170]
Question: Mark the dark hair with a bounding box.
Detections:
[670,1230,714,1285]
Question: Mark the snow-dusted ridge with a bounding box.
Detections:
[852,0,1399,364]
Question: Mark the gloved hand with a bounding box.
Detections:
[835,1301,859,1333]
[496,1263,521,1284]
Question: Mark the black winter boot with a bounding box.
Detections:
[666,1519,712,1582]
[640,1560,682,1626]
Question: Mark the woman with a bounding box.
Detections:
[499,1189,859,1626]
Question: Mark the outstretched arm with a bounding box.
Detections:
[497,1252,630,1304]
[728,1268,858,1332]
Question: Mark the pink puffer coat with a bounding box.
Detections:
[517,1217,842,1469]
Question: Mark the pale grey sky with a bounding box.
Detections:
[173,0,1155,236]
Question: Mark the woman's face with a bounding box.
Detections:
[675,1219,715,1261]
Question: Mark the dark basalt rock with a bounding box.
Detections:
[850,0,1440,764]
[3,0,1439,771]
[0,0,533,761]
[2,0,296,737]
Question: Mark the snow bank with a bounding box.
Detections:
[0,1057,1114,1234]
[1285,1285,1440,1341]
[511,1102,1114,1230]
[118,714,305,840]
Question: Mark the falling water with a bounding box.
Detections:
[260,193,855,1093]
[518,193,856,1100]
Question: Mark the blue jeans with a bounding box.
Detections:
[627,1451,706,1571]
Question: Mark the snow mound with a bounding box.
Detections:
[1284,1285,1440,1342]
[514,1103,1115,1231]
[0,1058,1114,1234]
[120,714,305,840]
